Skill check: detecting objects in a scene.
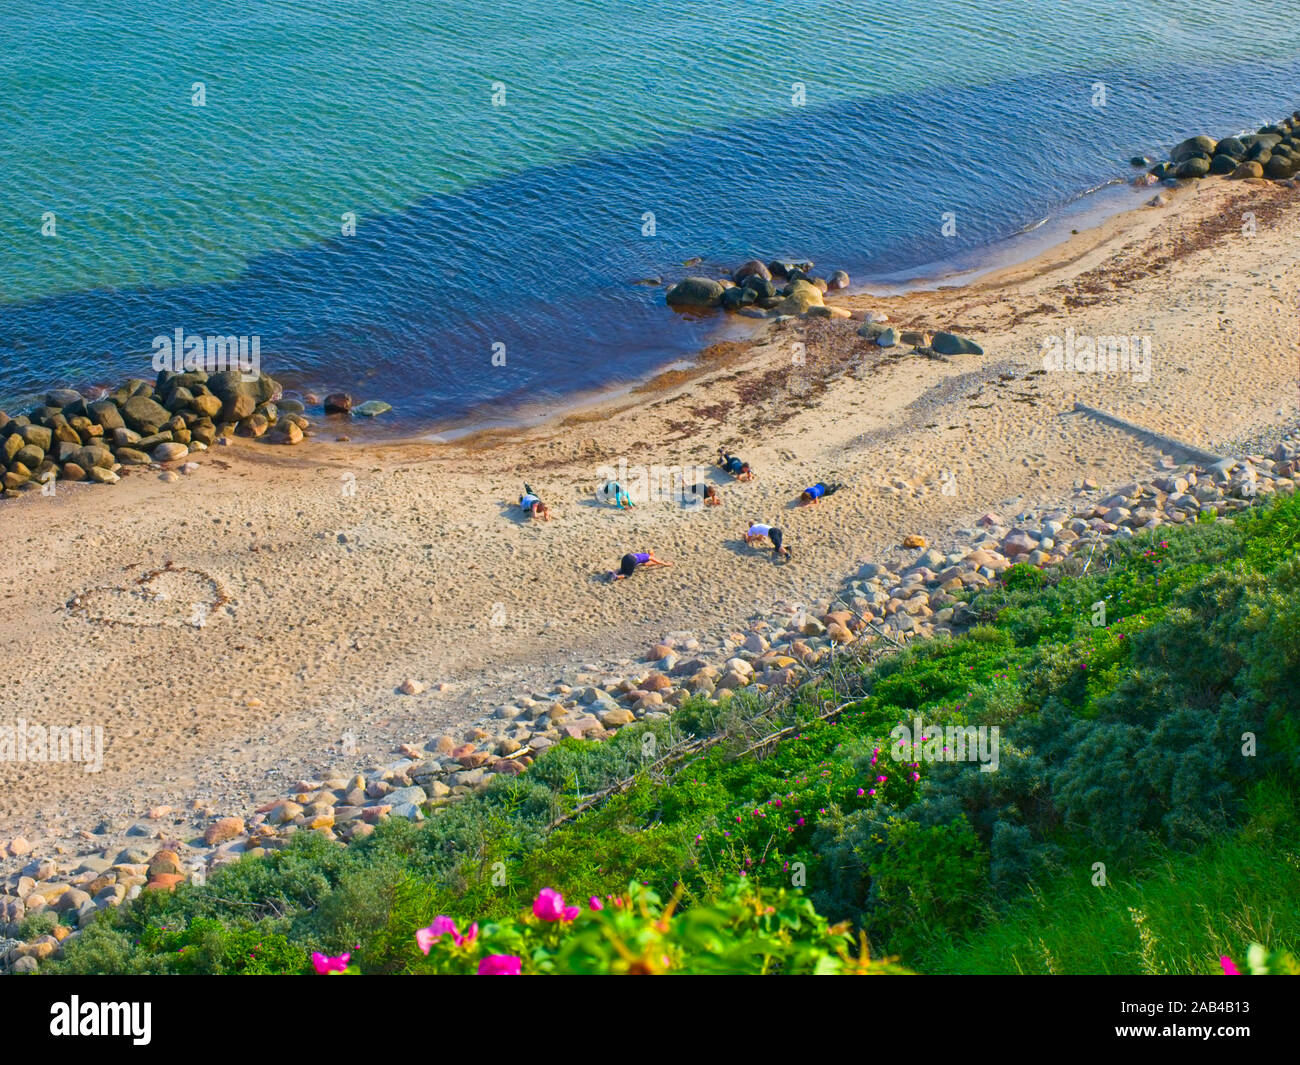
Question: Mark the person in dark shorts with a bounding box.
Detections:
[799,482,843,505]
[520,483,551,520]
[611,550,673,580]
[686,482,721,506]
[717,447,754,481]
[743,521,791,559]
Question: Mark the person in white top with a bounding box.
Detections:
[744,521,790,559]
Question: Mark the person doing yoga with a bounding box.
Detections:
[520,483,551,520]
[717,447,754,481]
[798,481,842,505]
[743,521,791,559]
[611,550,673,580]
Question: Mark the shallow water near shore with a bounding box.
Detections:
[3,2,1300,432]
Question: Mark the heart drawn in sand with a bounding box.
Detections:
[67,562,230,629]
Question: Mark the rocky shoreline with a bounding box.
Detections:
[667,257,986,360]
[7,107,1296,508]
[3,422,1297,972]
[1143,108,1300,182]
[0,371,398,500]
[666,106,1300,331]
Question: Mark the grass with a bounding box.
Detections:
[926,780,1300,975]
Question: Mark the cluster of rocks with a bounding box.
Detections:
[852,311,984,356]
[0,844,195,973]
[1144,109,1300,181]
[0,370,309,498]
[321,393,392,418]
[666,258,853,319]
[849,443,1297,633]
[664,260,986,358]
[5,429,1297,970]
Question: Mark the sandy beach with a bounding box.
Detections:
[2,174,1298,854]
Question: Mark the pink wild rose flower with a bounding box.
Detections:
[479,954,523,975]
[533,887,580,922]
[417,916,478,954]
[311,951,351,975]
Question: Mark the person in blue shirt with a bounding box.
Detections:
[799,481,843,505]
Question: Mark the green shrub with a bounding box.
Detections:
[866,815,989,956]
[17,910,58,940]
[1003,562,1045,592]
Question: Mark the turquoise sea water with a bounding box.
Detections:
[2,0,1299,427]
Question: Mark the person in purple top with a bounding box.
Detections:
[612,550,673,580]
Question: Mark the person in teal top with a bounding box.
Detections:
[603,481,635,509]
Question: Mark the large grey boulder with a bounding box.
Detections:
[931,332,983,356]
[120,395,172,433]
[666,277,725,308]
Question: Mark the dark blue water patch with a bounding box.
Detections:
[2,56,1298,430]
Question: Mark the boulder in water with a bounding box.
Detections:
[1173,155,1211,179]
[1213,137,1247,159]
[772,280,823,316]
[732,259,771,283]
[46,389,83,409]
[1171,135,1216,162]
[720,285,757,309]
[665,276,724,308]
